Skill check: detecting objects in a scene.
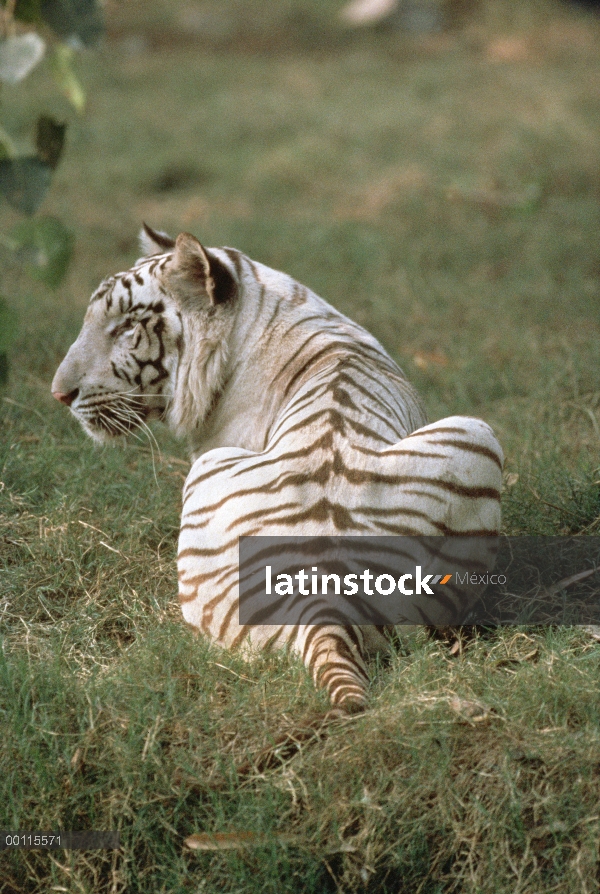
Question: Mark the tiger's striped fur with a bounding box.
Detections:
[52,226,503,712]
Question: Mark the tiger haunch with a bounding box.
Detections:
[53,226,503,712]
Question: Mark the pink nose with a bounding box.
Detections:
[53,391,75,406]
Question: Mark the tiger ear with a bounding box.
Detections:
[168,232,217,306]
[139,223,176,256]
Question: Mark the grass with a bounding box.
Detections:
[1,0,600,889]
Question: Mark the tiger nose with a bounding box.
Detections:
[52,390,78,406]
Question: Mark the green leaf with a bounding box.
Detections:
[36,115,66,169]
[0,352,8,386]
[40,0,104,48]
[50,44,85,112]
[0,32,46,84]
[10,216,74,288]
[0,295,18,354]
[0,156,52,214]
[12,0,43,26]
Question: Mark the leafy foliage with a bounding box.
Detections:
[0,31,44,83]
[0,115,65,212]
[4,0,103,44]
[35,113,66,169]
[9,0,43,25]
[0,0,103,381]
[50,41,86,110]
[10,215,74,287]
[0,155,51,213]
[40,0,104,48]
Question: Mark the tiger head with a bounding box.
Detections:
[51,225,237,444]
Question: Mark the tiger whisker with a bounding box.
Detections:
[108,402,162,485]
[95,405,144,441]
[96,409,135,441]
[135,416,160,486]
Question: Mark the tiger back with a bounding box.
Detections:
[52,226,503,713]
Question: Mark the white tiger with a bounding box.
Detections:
[52,226,503,713]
